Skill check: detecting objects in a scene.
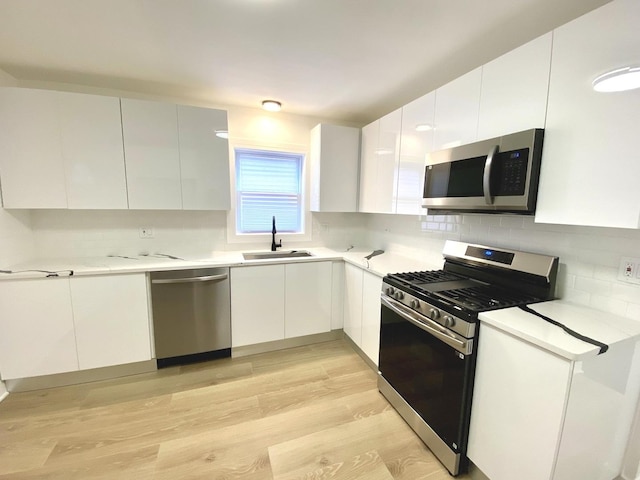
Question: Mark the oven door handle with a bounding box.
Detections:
[381,295,472,355]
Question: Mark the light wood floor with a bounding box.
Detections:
[0,340,472,479]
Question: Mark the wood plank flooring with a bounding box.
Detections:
[0,340,472,479]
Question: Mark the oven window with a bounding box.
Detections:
[379,304,474,451]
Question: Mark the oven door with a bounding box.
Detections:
[378,295,476,474]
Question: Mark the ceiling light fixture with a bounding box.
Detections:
[592,66,640,92]
[415,123,433,132]
[215,130,228,139]
[262,100,282,112]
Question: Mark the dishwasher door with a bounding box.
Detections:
[150,267,231,367]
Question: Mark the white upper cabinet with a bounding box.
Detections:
[58,92,128,209]
[433,68,482,151]
[478,33,552,140]
[0,88,68,208]
[358,120,380,213]
[397,92,435,215]
[310,124,360,212]
[121,98,183,210]
[536,0,640,229]
[376,108,402,214]
[177,105,230,210]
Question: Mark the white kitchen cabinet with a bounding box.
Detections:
[433,68,482,151]
[177,105,230,210]
[284,262,332,338]
[535,0,640,229]
[360,270,382,365]
[358,120,379,213]
[0,88,68,208]
[310,124,360,212]
[343,262,382,365]
[70,274,151,370]
[121,98,183,210]
[397,92,435,214]
[59,92,128,209]
[230,265,286,347]
[477,32,552,140]
[468,321,640,480]
[0,278,78,379]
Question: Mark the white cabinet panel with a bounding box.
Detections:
[343,262,363,344]
[376,108,402,214]
[468,323,572,480]
[59,92,128,209]
[398,92,435,214]
[230,265,285,347]
[361,271,382,366]
[433,68,482,151]
[284,262,332,338]
[71,274,151,370]
[121,98,182,210]
[358,121,379,213]
[331,261,345,330]
[310,124,360,212]
[478,33,552,140]
[177,105,230,210]
[0,278,78,379]
[0,88,68,208]
[536,0,640,228]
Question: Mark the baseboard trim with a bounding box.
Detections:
[5,360,157,392]
[342,334,378,372]
[231,330,343,358]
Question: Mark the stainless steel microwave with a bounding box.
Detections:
[422,128,544,214]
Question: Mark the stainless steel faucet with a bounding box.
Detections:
[271,216,282,251]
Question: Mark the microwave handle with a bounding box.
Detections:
[483,145,499,205]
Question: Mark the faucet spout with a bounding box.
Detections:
[271,216,282,251]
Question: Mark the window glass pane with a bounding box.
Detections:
[235,149,303,234]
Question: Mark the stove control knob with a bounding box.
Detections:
[429,308,440,320]
[385,286,395,296]
[394,291,405,301]
[410,299,420,309]
[443,315,455,328]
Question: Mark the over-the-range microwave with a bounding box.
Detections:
[422,128,544,214]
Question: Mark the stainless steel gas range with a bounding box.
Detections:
[378,240,559,476]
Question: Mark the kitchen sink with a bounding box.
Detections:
[242,250,314,260]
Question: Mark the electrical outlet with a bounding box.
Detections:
[619,257,640,285]
[139,227,154,239]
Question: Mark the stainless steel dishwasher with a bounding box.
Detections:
[150,267,231,368]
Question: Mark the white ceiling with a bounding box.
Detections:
[0,0,611,124]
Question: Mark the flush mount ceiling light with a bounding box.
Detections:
[415,123,433,132]
[214,130,228,139]
[592,66,640,92]
[262,100,282,112]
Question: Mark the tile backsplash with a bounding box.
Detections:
[0,209,34,266]
[365,212,640,322]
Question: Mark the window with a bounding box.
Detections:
[235,148,304,234]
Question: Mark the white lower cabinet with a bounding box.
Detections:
[0,274,152,381]
[70,274,151,370]
[343,262,382,365]
[0,278,78,379]
[230,261,333,348]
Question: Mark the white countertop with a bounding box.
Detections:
[479,300,640,361]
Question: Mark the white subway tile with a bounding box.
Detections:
[575,276,612,296]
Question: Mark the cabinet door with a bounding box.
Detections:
[398,92,435,214]
[230,265,285,347]
[284,262,332,338]
[358,120,379,213]
[467,323,572,480]
[433,68,482,150]
[121,98,182,210]
[376,108,402,213]
[71,274,151,370]
[0,278,77,379]
[177,105,230,210]
[361,271,382,365]
[310,124,360,213]
[0,88,68,208]
[478,33,552,140]
[59,92,128,209]
[343,262,363,345]
[536,0,640,228]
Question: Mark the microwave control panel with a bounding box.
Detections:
[494,148,529,196]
